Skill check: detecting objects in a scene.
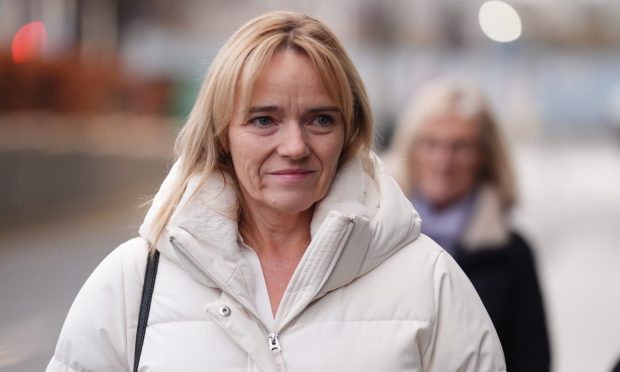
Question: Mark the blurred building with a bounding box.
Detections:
[1,0,619,252]
[2,0,620,137]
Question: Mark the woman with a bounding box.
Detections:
[47,13,505,371]
[387,79,551,372]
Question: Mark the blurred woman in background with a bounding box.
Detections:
[386,79,551,372]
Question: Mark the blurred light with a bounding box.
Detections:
[12,21,48,63]
[478,1,522,43]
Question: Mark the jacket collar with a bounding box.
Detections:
[139,154,421,322]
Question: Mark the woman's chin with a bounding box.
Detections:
[262,196,317,217]
[419,187,457,208]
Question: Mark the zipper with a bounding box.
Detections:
[169,218,355,353]
[268,332,281,351]
[268,218,356,350]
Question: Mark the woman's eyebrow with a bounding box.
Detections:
[307,106,340,114]
[248,106,341,114]
[248,105,279,113]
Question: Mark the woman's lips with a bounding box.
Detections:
[269,169,315,182]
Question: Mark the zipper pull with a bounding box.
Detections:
[268,332,281,351]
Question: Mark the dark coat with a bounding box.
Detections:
[454,231,551,372]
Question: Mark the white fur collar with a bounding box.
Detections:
[460,186,510,251]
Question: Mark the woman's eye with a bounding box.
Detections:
[251,116,273,127]
[313,115,334,127]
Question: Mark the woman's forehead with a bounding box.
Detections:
[238,53,346,113]
[419,114,480,139]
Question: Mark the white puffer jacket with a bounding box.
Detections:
[47,156,506,372]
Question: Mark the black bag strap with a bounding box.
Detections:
[134,249,160,372]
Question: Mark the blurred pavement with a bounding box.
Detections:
[0,202,148,371]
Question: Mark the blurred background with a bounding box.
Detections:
[1,0,619,371]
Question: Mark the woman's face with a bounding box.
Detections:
[412,114,483,209]
[227,50,345,218]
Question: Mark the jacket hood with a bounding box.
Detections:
[311,154,422,296]
[139,153,421,318]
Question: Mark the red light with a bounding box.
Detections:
[12,21,48,63]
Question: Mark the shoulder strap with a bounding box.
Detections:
[134,249,160,372]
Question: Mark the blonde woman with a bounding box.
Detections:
[48,13,505,372]
[387,79,550,372]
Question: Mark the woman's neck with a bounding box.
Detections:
[238,203,313,316]
[239,204,313,257]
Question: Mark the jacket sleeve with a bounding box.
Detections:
[46,238,148,372]
[422,251,507,372]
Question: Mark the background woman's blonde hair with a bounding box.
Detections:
[386,79,517,210]
[147,11,374,248]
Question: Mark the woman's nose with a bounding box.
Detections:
[277,123,310,159]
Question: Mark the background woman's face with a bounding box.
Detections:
[413,114,483,209]
[227,50,345,217]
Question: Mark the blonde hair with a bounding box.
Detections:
[386,79,517,210]
[147,11,374,248]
